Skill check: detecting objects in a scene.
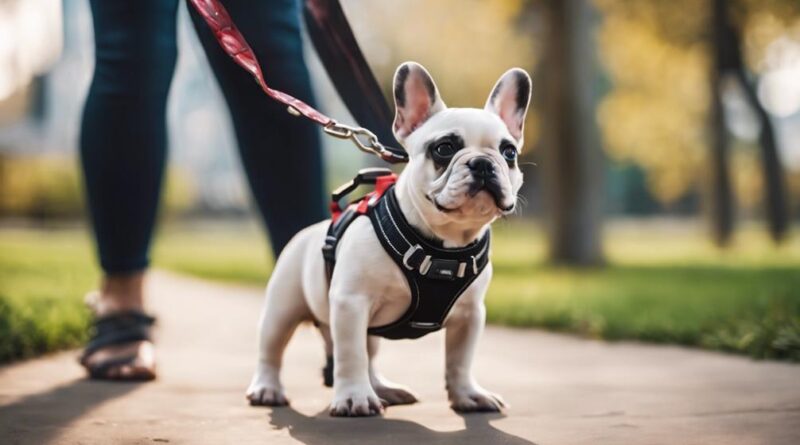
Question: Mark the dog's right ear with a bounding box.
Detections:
[392,62,446,142]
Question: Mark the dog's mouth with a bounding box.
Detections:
[469,178,515,213]
[427,194,455,213]
[427,180,515,214]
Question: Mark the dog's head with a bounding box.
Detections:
[392,62,531,236]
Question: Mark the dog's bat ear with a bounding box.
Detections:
[392,62,446,142]
[485,68,532,144]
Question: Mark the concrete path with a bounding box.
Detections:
[1,272,798,445]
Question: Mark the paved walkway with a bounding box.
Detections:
[1,272,798,445]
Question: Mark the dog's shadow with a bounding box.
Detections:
[268,406,536,445]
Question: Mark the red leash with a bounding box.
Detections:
[188,0,408,164]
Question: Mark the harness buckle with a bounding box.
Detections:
[426,258,460,281]
[402,244,425,270]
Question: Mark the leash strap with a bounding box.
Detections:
[188,0,408,164]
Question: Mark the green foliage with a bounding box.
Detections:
[0,154,195,219]
[594,0,800,206]
[0,155,84,219]
[153,223,273,285]
[155,221,800,361]
[487,221,800,360]
[1,222,798,363]
[487,264,800,360]
[0,230,96,363]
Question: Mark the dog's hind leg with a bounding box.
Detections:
[367,336,418,405]
[317,323,334,387]
[246,240,312,406]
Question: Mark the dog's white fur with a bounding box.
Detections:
[246,62,531,416]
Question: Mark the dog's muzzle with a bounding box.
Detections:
[466,157,513,212]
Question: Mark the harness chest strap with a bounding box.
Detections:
[323,185,491,340]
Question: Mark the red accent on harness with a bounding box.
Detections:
[330,173,397,224]
[188,0,332,126]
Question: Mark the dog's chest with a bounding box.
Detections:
[329,217,414,328]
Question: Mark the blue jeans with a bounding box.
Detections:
[80,0,325,273]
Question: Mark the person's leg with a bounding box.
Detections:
[80,0,179,379]
[188,0,326,257]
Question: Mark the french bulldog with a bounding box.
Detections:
[246,62,531,417]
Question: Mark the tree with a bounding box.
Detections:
[709,0,790,245]
[541,0,605,265]
[709,0,736,245]
[595,0,797,245]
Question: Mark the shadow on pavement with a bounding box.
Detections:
[269,406,536,445]
[0,378,141,444]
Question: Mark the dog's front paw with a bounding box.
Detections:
[329,383,384,417]
[246,371,288,406]
[448,384,506,413]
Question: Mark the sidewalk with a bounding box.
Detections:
[1,271,798,444]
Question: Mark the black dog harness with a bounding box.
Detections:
[322,169,491,340]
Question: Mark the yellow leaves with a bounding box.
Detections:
[731,148,764,210]
[344,0,536,108]
[0,155,82,217]
[598,18,709,108]
[595,0,800,206]
[341,0,539,153]
[597,11,709,203]
[0,156,195,219]
[593,0,709,45]
[599,89,704,202]
[742,10,800,73]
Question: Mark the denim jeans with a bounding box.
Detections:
[80,0,325,273]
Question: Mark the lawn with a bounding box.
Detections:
[1,220,798,363]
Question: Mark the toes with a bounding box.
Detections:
[247,387,289,406]
[82,341,156,381]
[451,391,505,413]
[329,395,384,417]
[469,393,503,412]
[451,395,479,413]
[375,386,418,406]
[368,397,384,415]
[119,365,133,379]
[106,366,120,379]
[113,362,155,381]
[490,393,507,408]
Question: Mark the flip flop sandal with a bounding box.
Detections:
[79,310,156,381]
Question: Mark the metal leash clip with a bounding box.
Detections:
[323,121,408,164]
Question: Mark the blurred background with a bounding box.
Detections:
[1,0,798,364]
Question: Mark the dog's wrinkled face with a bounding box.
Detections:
[392,62,531,229]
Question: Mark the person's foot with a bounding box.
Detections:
[81,273,157,381]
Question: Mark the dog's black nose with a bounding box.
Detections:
[467,157,495,178]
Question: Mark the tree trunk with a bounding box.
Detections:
[708,0,735,246]
[732,69,789,244]
[542,0,604,265]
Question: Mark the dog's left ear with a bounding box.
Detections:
[392,62,447,142]
[485,68,532,144]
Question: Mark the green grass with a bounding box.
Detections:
[0,229,97,363]
[488,221,800,361]
[1,220,798,363]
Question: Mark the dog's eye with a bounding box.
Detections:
[434,142,456,158]
[431,142,457,168]
[501,145,518,164]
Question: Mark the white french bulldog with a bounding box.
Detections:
[246,62,531,417]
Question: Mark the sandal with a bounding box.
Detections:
[79,310,157,381]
